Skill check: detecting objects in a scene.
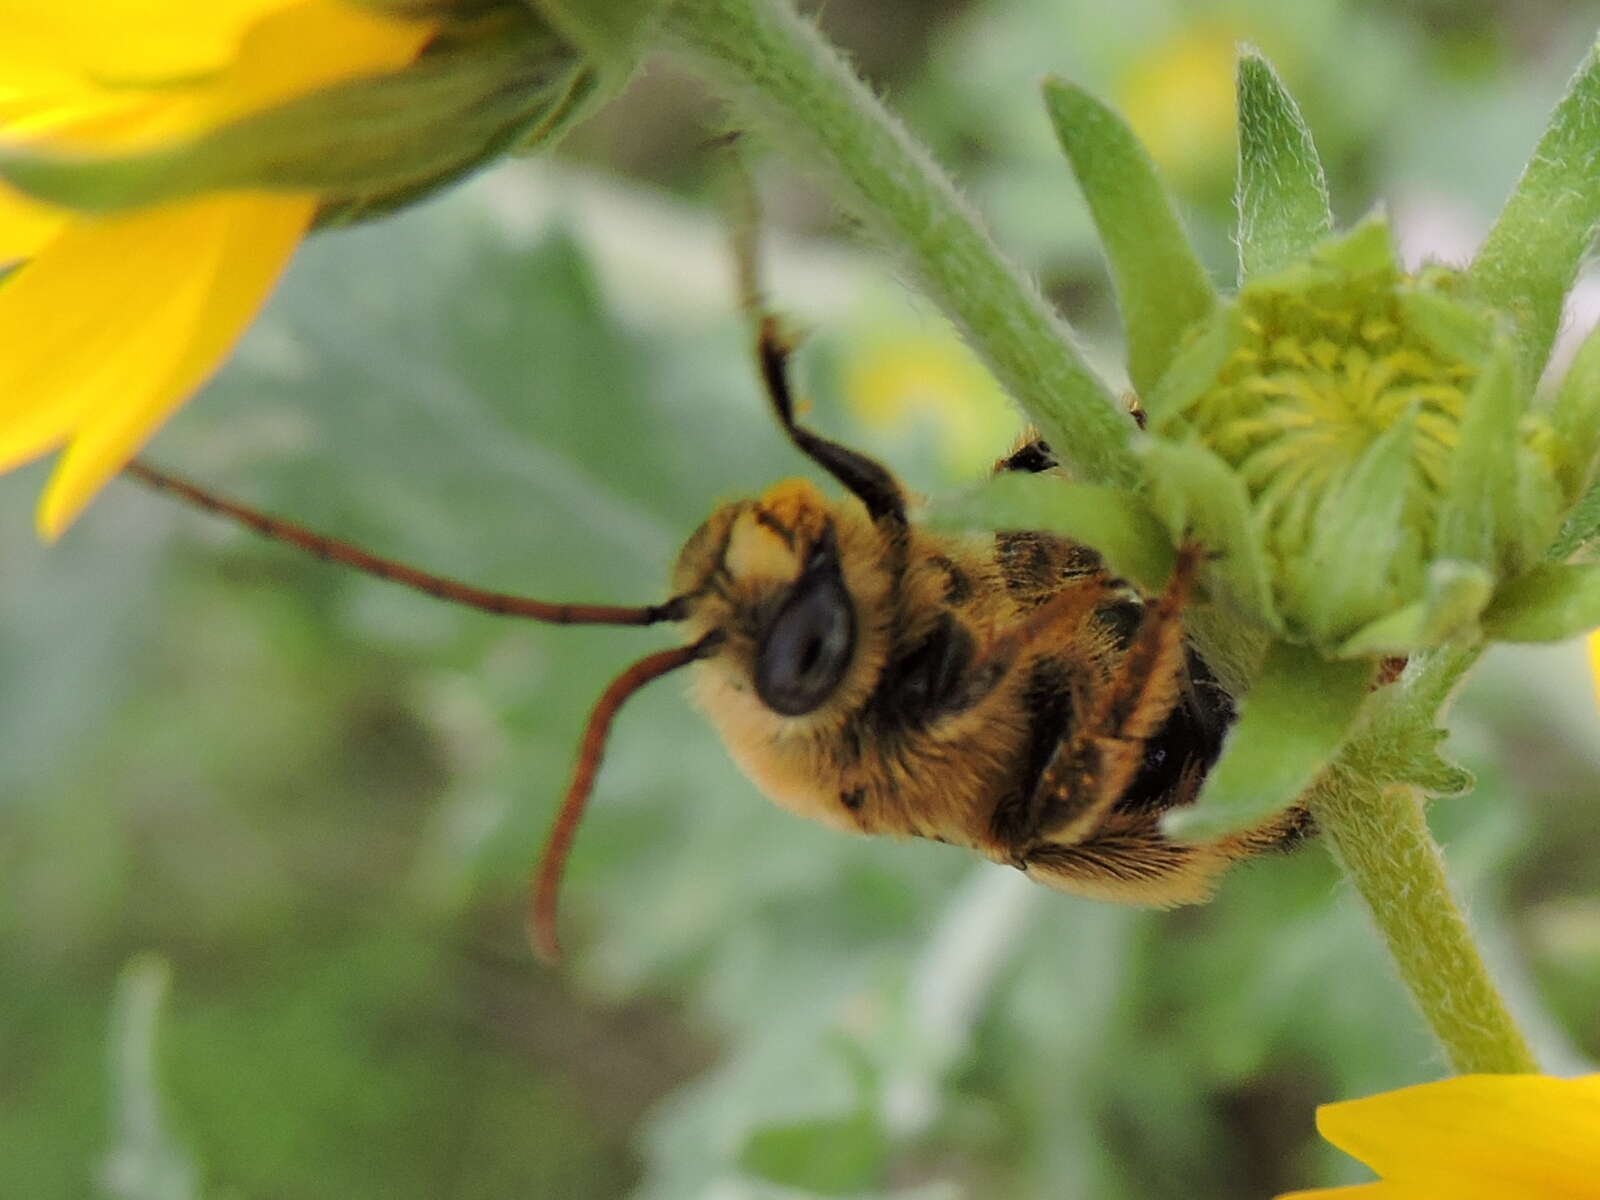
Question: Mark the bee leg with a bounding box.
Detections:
[754,317,909,531]
[1011,542,1203,852]
[1023,797,1315,905]
[1021,812,1211,899]
[993,434,1058,476]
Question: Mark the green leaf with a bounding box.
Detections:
[738,1110,889,1195]
[1336,560,1493,657]
[1312,212,1399,278]
[1548,316,1600,504]
[1042,79,1216,397]
[1469,37,1600,383]
[1482,563,1600,641]
[930,473,1174,592]
[1141,297,1242,430]
[1165,641,1373,841]
[103,956,202,1200]
[1381,735,1474,797]
[1234,52,1333,282]
[1436,338,1521,566]
[1547,472,1600,561]
[1395,284,1494,368]
[0,28,583,213]
[1293,408,1417,643]
[531,0,664,69]
[1142,438,1281,632]
[1511,435,1570,572]
[1348,668,1475,796]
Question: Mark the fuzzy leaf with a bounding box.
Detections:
[1547,474,1600,561]
[1482,563,1600,641]
[931,473,1174,592]
[738,1110,887,1195]
[1294,409,1416,643]
[1381,731,1475,797]
[1512,437,1570,573]
[103,956,201,1200]
[1234,52,1333,282]
[1043,79,1216,397]
[1469,38,1600,383]
[1341,688,1475,797]
[1142,438,1281,631]
[1436,339,1521,565]
[1336,560,1493,657]
[1165,641,1373,841]
[1395,284,1494,368]
[1548,316,1600,504]
[1313,213,1399,277]
[530,0,662,69]
[1141,303,1241,430]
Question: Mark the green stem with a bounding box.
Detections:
[1309,775,1538,1074]
[659,0,1140,489]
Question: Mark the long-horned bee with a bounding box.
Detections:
[126,316,1307,962]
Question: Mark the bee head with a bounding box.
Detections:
[667,477,902,832]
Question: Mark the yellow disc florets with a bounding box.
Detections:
[1154,219,1565,650]
[1193,272,1473,570]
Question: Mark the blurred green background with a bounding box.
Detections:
[5,1,1600,1196]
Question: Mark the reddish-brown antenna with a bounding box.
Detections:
[124,459,684,626]
[125,457,716,965]
[528,634,719,963]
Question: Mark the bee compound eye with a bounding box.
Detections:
[754,549,856,717]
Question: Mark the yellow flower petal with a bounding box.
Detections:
[0,1,303,82]
[19,192,314,539]
[1280,1181,1552,1200]
[1588,630,1600,711]
[0,0,439,535]
[3,1,433,152]
[0,208,221,473]
[1315,1074,1600,1196]
[0,183,66,261]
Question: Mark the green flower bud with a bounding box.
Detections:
[1144,217,1566,654]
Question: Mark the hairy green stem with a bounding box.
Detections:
[1309,773,1538,1074]
[1310,645,1537,1073]
[659,0,1140,488]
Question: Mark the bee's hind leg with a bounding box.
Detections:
[1008,542,1204,854]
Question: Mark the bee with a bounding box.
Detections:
[126,317,1307,962]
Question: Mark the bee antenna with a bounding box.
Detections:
[529,631,722,963]
[124,459,687,627]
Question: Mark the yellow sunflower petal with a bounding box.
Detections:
[0,1,298,82]
[1587,630,1600,711]
[0,0,437,535]
[0,198,238,472]
[1315,1074,1600,1196]
[7,1,433,153]
[1280,1181,1555,1200]
[30,191,313,538]
[198,0,436,125]
[0,183,66,261]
